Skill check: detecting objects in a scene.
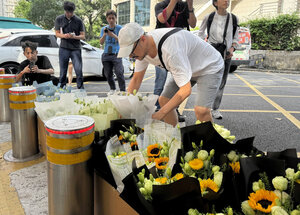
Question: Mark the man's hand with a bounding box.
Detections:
[23,65,31,74]
[64,33,72,39]
[226,47,235,59]
[31,65,39,73]
[152,110,166,121]
[187,0,194,9]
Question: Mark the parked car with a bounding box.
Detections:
[0,29,134,78]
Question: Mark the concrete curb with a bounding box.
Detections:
[238,67,300,74]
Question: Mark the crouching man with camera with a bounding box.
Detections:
[16,40,56,86]
[100,10,125,94]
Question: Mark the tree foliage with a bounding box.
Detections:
[14,0,111,40]
[241,13,300,51]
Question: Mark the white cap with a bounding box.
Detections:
[117,23,144,58]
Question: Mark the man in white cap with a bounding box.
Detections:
[118,23,224,126]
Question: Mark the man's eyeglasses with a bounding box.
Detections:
[130,39,140,59]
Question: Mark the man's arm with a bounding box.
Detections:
[32,66,54,75]
[187,0,196,28]
[152,82,192,120]
[16,65,30,82]
[127,69,146,94]
[156,0,178,24]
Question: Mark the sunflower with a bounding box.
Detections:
[155,157,169,170]
[189,158,204,170]
[155,177,168,184]
[296,179,300,184]
[229,161,240,174]
[171,173,184,181]
[200,178,219,193]
[147,143,161,157]
[248,189,278,213]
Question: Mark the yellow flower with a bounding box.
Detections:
[118,152,127,157]
[118,135,123,141]
[295,179,300,184]
[155,177,168,184]
[200,178,219,193]
[155,157,169,170]
[248,189,278,213]
[229,161,240,174]
[171,173,184,181]
[147,143,161,157]
[188,158,204,170]
[130,141,138,147]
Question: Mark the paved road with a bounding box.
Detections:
[83,67,300,152]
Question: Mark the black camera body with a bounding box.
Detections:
[104,28,113,33]
[29,61,35,71]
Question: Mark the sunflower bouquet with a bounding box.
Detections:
[180,141,225,199]
[241,165,300,215]
[118,124,140,151]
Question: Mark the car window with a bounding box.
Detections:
[3,35,58,48]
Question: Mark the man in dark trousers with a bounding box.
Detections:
[154,0,196,122]
[100,10,125,94]
[55,1,85,89]
[16,41,55,85]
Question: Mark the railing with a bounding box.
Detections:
[249,1,279,17]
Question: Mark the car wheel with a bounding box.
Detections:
[1,63,19,74]
[229,65,238,73]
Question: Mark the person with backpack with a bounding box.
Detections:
[153,0,197,122]
[198,0,239,119]
[117,23,224,126]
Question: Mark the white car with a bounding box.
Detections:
[0,29,134,78]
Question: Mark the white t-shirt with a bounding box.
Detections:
[135,28,224,87]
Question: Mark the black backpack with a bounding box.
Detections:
[207,12,238,39]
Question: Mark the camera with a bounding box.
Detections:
[29,61,35,71]
[104,28,108,33]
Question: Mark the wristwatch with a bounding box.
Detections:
[189,8,194,13]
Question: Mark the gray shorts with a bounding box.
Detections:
[161,69,223,108]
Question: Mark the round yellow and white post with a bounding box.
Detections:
[0,74,16,122]
[45,115,95,215]
[4,86,41,162]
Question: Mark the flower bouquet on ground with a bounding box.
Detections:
[188,206,234,215]
[241,163,300,215]
[108,90,158,128]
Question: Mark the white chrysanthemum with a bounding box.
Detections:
[214,171,223,187]
[197,150,208,161]
[291,210,300,215]
[241,200,255,215]
[184,151,194,162]
[212,165,220,173]
[271,206,289,215]
[227,150,237,162]
[272,176,288,191]
[285,168,295,180]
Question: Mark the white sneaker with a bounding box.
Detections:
[107,90,115,95]
[211,109,223,119]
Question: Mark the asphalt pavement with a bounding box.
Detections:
[84,66,300,152]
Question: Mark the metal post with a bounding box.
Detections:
[4,86,41,162]
[45,115,95,215]
[0,74,15,122]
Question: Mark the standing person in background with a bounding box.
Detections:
[55,1,85,89]
[154,0,197,122]
[198,0,239,119]
[100,10,125,94]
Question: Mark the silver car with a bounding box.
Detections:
[0,29,134,78]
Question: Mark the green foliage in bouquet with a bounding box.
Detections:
[188,206,234,215]
[119,124,140,151]
[180,141,225,197]
[136,168,184,201]
[241,164,300,215]
[195,120,235,143]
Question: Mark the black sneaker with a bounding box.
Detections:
[176,109,185,122]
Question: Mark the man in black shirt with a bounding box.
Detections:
[154,0,196,122]
[54,1,85,89]
[16,41,54,86]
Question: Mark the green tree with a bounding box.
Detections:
[14,0,31,19]
[74,0,111,40]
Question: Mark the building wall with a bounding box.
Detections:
[0,0,19,17]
